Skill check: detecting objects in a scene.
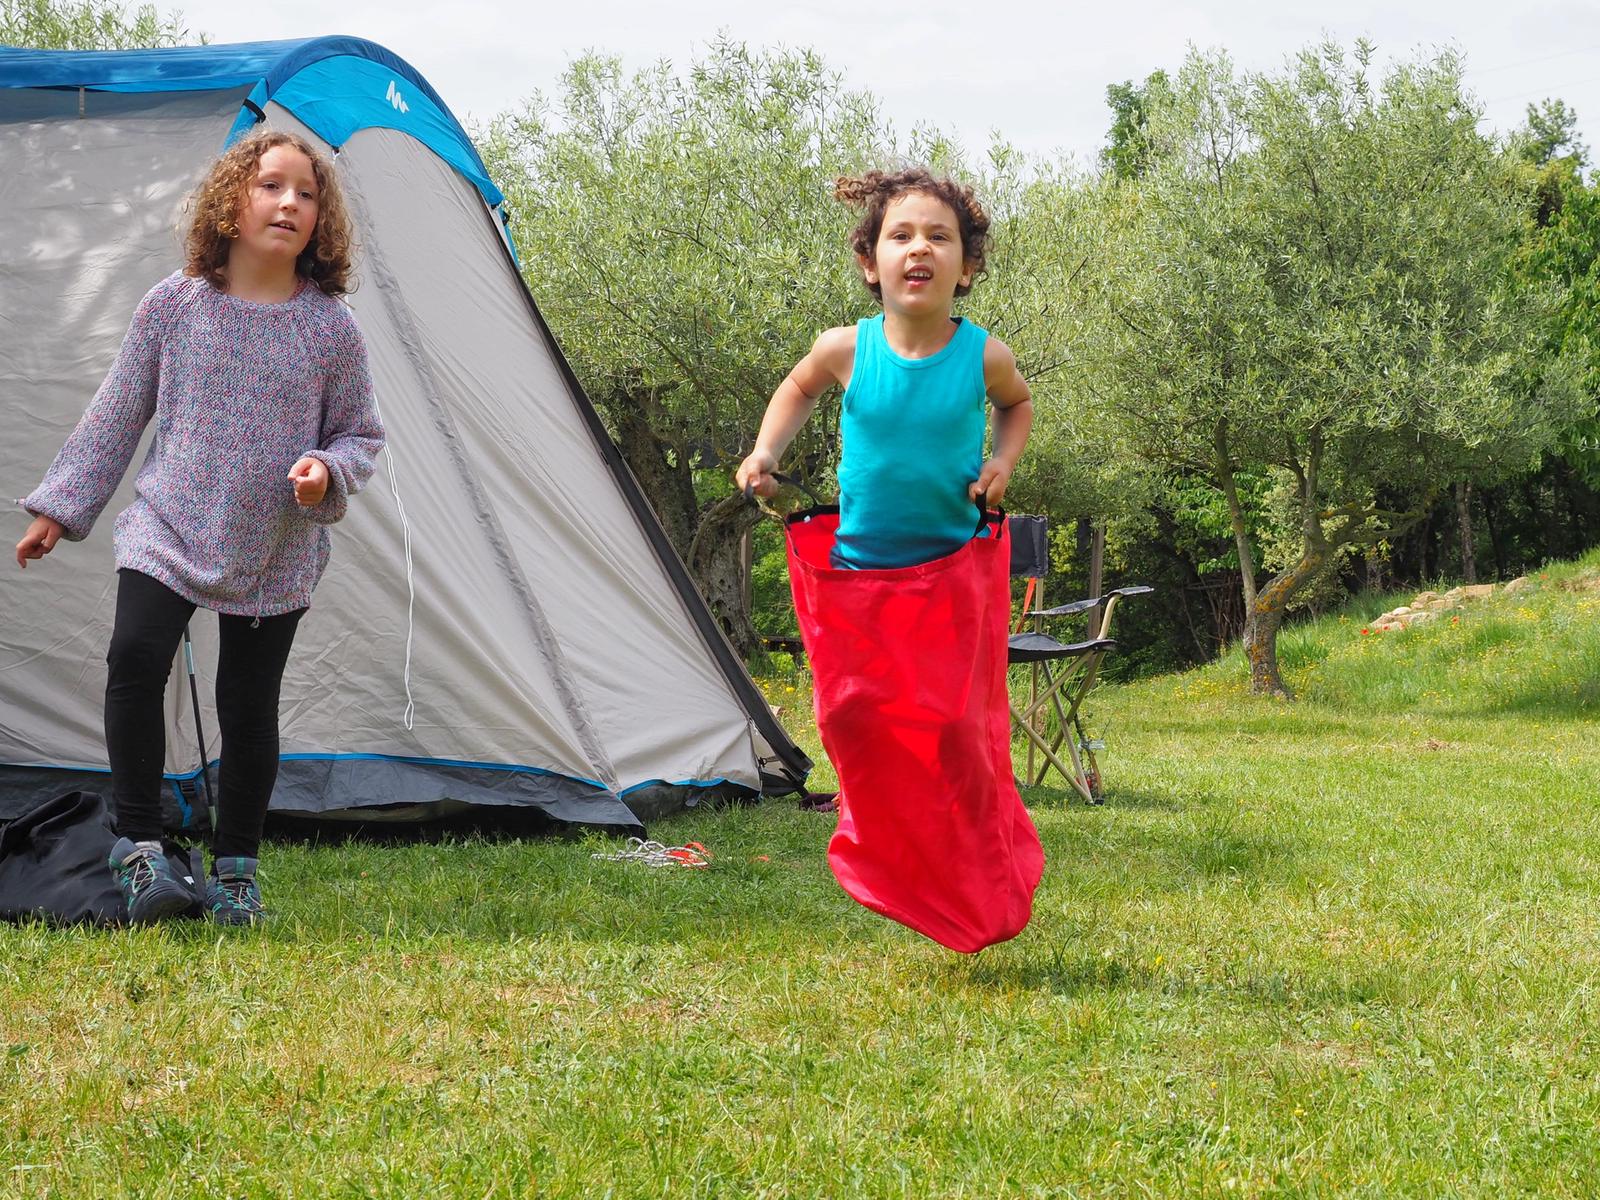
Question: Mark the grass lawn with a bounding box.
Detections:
[5,557,1600,1197]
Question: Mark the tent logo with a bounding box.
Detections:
[385,80,410,114]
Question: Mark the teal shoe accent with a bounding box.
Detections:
[108,837,191,925]
[205,856,265,927]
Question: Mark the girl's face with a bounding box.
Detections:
[235,144,319,263]
[861,191,972,316]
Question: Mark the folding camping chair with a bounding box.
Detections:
[1006,515,1152,803]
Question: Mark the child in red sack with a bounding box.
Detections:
[736,169,1043,951]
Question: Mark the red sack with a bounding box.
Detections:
[785,507,1043,953]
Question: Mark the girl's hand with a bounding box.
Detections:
[289,456,330,507]
[736,450,780,499]
[15,515,64,569]
[969,458,1015,507]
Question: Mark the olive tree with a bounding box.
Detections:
[480,42,892,653]
[1,0,194,48]
[1082,42,1584,696]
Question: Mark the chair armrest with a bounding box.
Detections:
[1096,585,1154,639]
[1029,597,1101,618]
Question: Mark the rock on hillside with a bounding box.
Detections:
[1369,578,1530,632]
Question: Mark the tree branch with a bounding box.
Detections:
[1113,305,1157,340]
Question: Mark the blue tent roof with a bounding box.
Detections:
[0,36,502,208]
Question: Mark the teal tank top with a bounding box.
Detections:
[834,314,989,569]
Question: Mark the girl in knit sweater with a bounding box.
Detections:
[13,129,385,926]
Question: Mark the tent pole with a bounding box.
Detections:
[181,626,218,833]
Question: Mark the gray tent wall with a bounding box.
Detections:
[0,42,811,831]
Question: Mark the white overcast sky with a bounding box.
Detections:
[167,0,1600,164]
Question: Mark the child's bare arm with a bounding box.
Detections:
[969,338,1034,506]
[736,327,855,497]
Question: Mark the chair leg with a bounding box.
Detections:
[1032,726,1093,803]
[1027,608,1042,786]
[1015,661,1097,802]
[1011,702,1082,792]
[1042,722,1092,803]
[1078,737,1103,804]
[1034,653,1106,804]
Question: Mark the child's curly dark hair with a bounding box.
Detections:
[183,129,356,297]
[835,168,990,300]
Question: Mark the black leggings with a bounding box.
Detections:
[106,569,304,858]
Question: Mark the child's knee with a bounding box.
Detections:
[213,674,282,738]
[105,626,178,687]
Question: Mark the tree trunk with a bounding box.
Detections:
[740,528,754,617]
[1177,587,1207,661]
[1556,459,1584,560]
[1527,478,1561,565]
[688,492,768,657]
[1420,506,1438,581]
[1242,593,1290,698]
[1214,426,1258,611]
[1454,480,1477,584]
[1482,488,1506,579]
[1243,548,1327,698]
[1087,520,1106,639]
[1150,505,1219,658]
[610,393,762,656]
[610,394,699,561]
[1245,436,1325,699]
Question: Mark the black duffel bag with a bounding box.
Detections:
[0,791,204,927]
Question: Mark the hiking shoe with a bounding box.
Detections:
[108,837,192,925]
[205,857,264,927]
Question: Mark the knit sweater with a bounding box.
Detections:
[22,271,385,617]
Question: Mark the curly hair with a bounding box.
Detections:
[835,168,990,300]
[183,129,356,297]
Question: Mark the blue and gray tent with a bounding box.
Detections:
[0,37,811,833]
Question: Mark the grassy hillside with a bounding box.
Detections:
[1183,552,1600,716]
[4,555,1600,1196]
